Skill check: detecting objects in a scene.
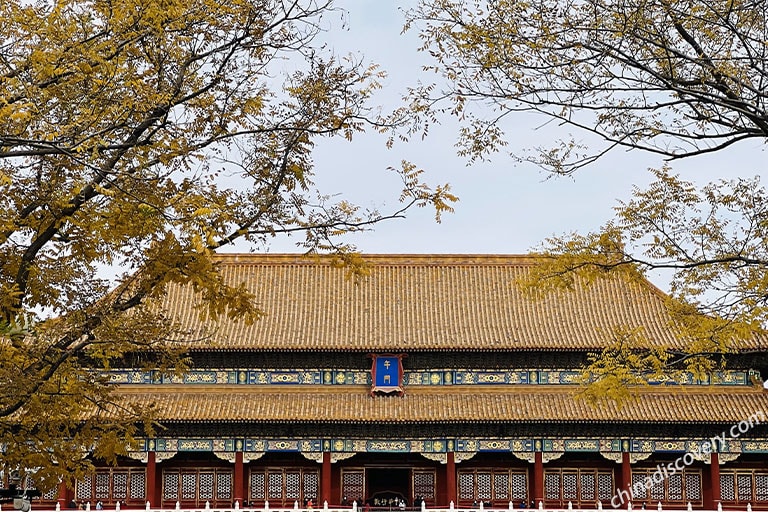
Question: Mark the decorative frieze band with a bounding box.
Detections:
[106,369,756,387]
[127,437,768,461]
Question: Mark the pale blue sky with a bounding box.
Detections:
[261,1,766,291]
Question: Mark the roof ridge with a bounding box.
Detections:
[212,253,542,266]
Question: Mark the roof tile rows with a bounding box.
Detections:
[117,384,768,424]
[162,254,689,352]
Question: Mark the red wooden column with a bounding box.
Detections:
[322,452,332,505]
[446,451,457,506]
[705,453,721,510]
[57,481,68,509]
[234,451,244,505]
[146,451,157,507]
[533,452,544,507]
[621,452,632,508]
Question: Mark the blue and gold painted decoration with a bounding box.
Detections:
[369,354,405,395]
[135,436,768,455]
[563,439,600,451]
[103,369,755,386]
[178,439,214,451]
[600,439,623,452]
[477,440,513,451]
[740,440,768,453]
[367,440,410,452]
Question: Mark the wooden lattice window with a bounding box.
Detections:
[112,473,128,500]
[631,468,702,504]
[286,471,301,500]
[413,471,436,500]
[457,469,528,503]
[597,473,612,501]
[162,473,179,501]
[562,472,577,501]
[76,468,146,503]
[250,468,320,505]
[76,476,93,500]
[181,473,196,500]
[544,473,560,501]
[685,473,701,501]
[199,473,214,500]
[544,468,613,506]
[341,470,364,504]
[720,470,768,503]
[721,473,736,501]
[494,473,509,501]
[511,472,528,501]
[304,472,319,500]
[459,473,475,500]
[217,472,232,500]
[268,472,282,500]
[162,468,233,505]
[580,473,595,501]
[667,474,683,501]
[477,472,492,500]
[757,474,768,501]
[130,472,145,500]
[250,472,266,500]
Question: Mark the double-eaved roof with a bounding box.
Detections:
[121,253,768,427]
[163,253,688,352]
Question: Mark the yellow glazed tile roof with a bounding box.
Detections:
[162,253,710,352]
[117,384,768,424]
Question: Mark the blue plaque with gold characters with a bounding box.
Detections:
[369,354,405,395]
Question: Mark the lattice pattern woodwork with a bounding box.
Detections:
[342,471,364,503]
[649,474,665,500]
[414,471,435,499]
[459,473,475,500]
[756,474,768,501]
[78,468,146,503]
[161,468,231,505]
[597,473,613,501]
[494,473,509,501]
[667,474,682,501]
[738,473,753,502]
[76,476,93,500]
[458,469,528,503]
[632,473,646,500]
[545,473,560,501]
[286,472,301,500]
[181,473,196,500]
[249,469,319,503]
[268,472,282,500]
[217,472,232,500]
[580,473,595,501]
[511,473,527,501]
[721,471,768,503]
[545,469,613,505]
[721,474,736,501]
[633,468,701,503]
[250,472,265,500]
[199,473,214,500]
[163,473,179,500]
[95,473,109,500]
[304,472,319,499]
[113,473,128,500]
[477,473,491,500]
[131,472,146,500]
[562,472,577,501]
[685,473,701,501]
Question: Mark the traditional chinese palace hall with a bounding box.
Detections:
[59,254,768,510]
